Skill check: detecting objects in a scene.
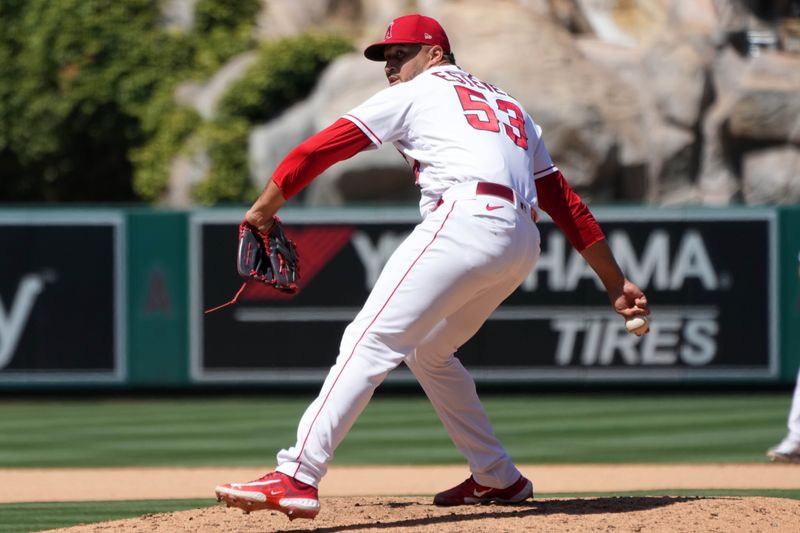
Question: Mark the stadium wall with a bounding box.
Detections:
[0,206,797,389]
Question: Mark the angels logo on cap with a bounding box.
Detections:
[364,13,451,61]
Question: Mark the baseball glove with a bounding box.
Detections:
[237,217,299,293]
[204,217,299,314]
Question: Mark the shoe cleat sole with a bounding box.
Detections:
[215,489,319,520]
[767,452,800,464]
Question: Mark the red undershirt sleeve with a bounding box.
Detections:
[535,170,605,252]
[272,118,373,199]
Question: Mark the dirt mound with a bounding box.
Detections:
[44,496,800,532]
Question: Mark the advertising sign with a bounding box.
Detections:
[0,213,125,383]
[192,209,776,383]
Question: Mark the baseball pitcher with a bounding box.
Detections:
[215,13,651,520]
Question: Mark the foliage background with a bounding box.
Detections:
[0,0,351,204]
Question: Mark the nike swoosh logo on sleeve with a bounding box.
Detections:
[485,204,503,211]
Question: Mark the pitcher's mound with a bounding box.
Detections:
[46,495,800,532]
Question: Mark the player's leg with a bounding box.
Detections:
[404,251,537,504]
[215,210,462,518]
[789,371,800,442]
[275,199,535,487]
[767,369,800,463]
[404,282,526,489]
[215,215,461,517]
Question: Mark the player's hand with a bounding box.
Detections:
[245,180,286,233]
[610,279,649,320]
[245,208,275,234]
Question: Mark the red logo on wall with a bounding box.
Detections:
[240,226,356,301]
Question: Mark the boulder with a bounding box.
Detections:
[168,0,799,207]
[249,102,317,190]
[696,46,747,205]
[726,53,800,143]
[643,33,714,129]
[742,145,800,204]
[671,0,719,34]
[167,149,209,208]
[648,122,697,201]
[546,0,594,34]
[255,0,362,39]
[253,1,649,204]
[304,148,420,206]
[574,0,660,46]
[247,53,398,203]
[161,0,195,32]
[248,1,729,206]
[395,2,650,194]
[577,29,715,202]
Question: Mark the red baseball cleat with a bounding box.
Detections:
[433,475,533,506]
[215,471,320,520]
[767,438,800,463]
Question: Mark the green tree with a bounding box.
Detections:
[0,0,192,201]
[136,33,353,204]
[191,0,261,73]
[0,0,350,204]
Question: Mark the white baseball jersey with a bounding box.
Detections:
[275,64,546,492]
[342,65,556,215]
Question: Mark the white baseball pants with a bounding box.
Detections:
[788,369,800,442]
[276,182,541,489]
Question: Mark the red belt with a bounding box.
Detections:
[476,182,514,203]
[478,182,538,221]
[435,182,516,209]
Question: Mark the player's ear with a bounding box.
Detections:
[427,45,444,63]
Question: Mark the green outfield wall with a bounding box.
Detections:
[0,205,797,389]
[778,207,800,382]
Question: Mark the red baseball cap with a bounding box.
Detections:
[364,14,451,61]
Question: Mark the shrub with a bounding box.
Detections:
[135,32,353,204]
[1,0,351,204]
[0,0,260,202]
[218,33,353,123]
[192,117,254,204]
[190,33,354,203]
[190,0,261,75]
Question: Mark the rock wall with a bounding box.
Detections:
[176,0,800,206]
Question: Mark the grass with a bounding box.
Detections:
[1,490,799,533]
[0,393,791,467]
[0,392,794,531]
[0,499,215,533]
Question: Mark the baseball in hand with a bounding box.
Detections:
[625,316,649,336]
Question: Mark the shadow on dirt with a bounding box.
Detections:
[287,496,699,533]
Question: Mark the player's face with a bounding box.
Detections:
[383,44,429,85]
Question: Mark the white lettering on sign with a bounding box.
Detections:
[681,319,718,366]
[552,315,718,367]
[0,274,47,369]
[353,227,721,293]
[524,229,720,291]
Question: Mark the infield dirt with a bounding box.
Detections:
[44,495,800,533]
[8,464,800,532]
